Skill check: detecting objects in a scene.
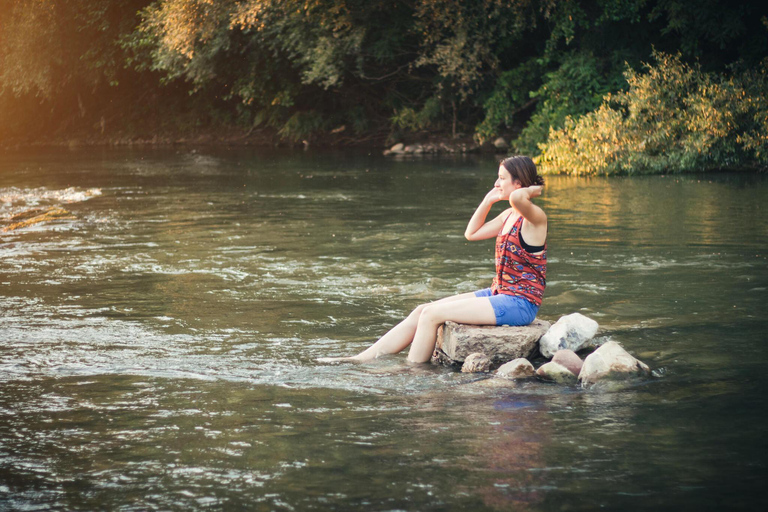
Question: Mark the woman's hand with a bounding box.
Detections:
[510,185,542,205]
[484,188,504,205]
[526,185,543,199]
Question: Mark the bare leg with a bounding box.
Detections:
[407,297,497,363]
[317,292,478,363]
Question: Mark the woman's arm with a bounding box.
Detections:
[510,185,547,226]
[465,190,511,241]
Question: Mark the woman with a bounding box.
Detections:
[319,155,547,364]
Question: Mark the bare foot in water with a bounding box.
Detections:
[316,354,374,363]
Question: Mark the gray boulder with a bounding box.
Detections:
[493,137,508,149]
[578,341,651,386]
[496,358,535,380]
[552,349,583,376]
[539,313,599,358]
[461,353,491,373]
[434,319,550,365]
[535,362,578,385]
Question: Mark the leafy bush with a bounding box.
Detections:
[536,52,768,175]
[514,51,626,155]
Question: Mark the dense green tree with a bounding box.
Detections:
[1,0,767,168]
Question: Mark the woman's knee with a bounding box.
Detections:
[418,304,442,324]
[408,303,428,319]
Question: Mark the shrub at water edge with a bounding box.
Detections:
[536,52,768,175]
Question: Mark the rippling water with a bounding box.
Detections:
[1,148,767,510]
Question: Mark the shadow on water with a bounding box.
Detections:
[1,148,767,510]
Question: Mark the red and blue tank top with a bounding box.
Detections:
[490,213,547,306]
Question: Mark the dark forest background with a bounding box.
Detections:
[1,0,767,173]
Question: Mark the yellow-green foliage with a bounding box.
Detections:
[537,52,768,175]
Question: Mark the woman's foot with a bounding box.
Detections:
[316,353,376,363]
[316,355,362,363]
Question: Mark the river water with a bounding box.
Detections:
[1,148,766,510]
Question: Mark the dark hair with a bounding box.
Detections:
[500,156,545,187]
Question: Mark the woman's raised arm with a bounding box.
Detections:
[510,185,547,227]
[464,189,511,241]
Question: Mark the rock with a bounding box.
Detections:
[493,137,508,149]
[578,341,651,386]
[496,358,535,379]
[461,353,491,373]
[552,349,583,376]
[539,313,599,358]
[535,362,578,385]
[390,143,404,153]
[435,319,550,365]
[466,378,518,389]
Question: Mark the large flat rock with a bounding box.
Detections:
[434,319,550,365]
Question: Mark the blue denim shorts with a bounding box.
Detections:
[474,288,539,326]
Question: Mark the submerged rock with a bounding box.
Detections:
[536,362,578,385]
[552,349,583,376]
[496,358,535,380]
[435,319,550,365]
[461,353,491,373]
[539,313,599,358]
[578,341,651,386]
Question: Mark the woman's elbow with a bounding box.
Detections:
[510,189,526,208]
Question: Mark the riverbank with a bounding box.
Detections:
[0,126,513,156]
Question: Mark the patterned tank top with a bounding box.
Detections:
[490,213,547,306]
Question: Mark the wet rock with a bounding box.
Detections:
[578,341,651,386]
[535,362,578,385]
[539,313,599,358]
[390,142,404,153]
[461,353,491,373]
[435,319,550,365]
[466,377,518,389]
[552,349,583,376]
[496,358,535,379]
[493,137,508,150]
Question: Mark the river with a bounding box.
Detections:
[1,148,766,510]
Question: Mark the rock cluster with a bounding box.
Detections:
[436,313,651,388]
[382,141,507,156]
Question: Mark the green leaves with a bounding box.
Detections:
[537,52,768,175]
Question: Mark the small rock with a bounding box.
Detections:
[493,137,508,149]
[390,143,404,153]
[536,362,578,385]
[578,341,651,386]
[539,313,599,358]
[496,358,535,379]
[552,349,583,376]
[466,378,518,389]
[461,353,491,373]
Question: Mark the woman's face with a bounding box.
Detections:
[494,164,521,200]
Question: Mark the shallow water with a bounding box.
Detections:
[1,148,767,510]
